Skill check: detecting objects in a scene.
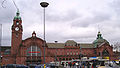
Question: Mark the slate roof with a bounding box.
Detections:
[65,40,77,46]
[0,41,95,49]
[47,43,65,48]
[47,43,94,48]
[79,43,94,48]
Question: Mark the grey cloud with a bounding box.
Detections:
[46,10,81,22]
[1,0,120,46]
[71,18,92,27]
[0,0,16,23]
[110,0,120,15]
[93,12,111,22]
[106,0,120,28]
[71,12,112,27]
[17,0,38,11]
[2,39,10,46]
[2,36,11,46]
[76,38,95,43]
[0,12,14,23]
[63,33,96,40]
[62,35,95,43]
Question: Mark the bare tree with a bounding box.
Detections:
[113,42,120,52]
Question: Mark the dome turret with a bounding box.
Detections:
[65,40,77,46]
[14,10,21,20]
[93,31,109,48]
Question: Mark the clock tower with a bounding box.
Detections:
[11,10,23,55]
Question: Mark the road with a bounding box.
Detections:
[65,64,120,68]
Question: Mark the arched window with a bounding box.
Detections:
[66,58,68,61]
[94,50,97,54]
[4,49,11,55]
[67,52,69,55]
[102,49,109,56]
[69,58,72,60]
[59,58,61,61]
[26,46,41,56]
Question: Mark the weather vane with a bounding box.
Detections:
[97,24,100,32]
[1,0,19,11]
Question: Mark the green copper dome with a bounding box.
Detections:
[14,10,21,20]
[93,31,109,48]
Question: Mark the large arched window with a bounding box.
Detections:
[26,46,41,56]
[102,49,109,56]
[4,49,11,55]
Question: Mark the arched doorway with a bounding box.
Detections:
[26,45,42,65]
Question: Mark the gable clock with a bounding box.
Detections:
[15,27,19,31]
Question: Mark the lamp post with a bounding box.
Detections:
[40,2,49,67]
[79,45,82,68]
[79,45,82,59]
[0,24,2,68]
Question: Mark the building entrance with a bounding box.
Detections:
[26,56,42,65]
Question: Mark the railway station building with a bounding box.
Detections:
[1,11,119,65]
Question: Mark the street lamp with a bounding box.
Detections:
[40,1,49,66]
[79,45,82,68]
[79,45,82,59]
[0,24,2,68]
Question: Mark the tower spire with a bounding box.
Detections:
[14,10,21,20]
[16,9,20,16]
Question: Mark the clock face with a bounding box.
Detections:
[15,27,19,31]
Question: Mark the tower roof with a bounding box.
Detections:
[93,31,109,48]
[65,40,77,46]
[14,10,21,20]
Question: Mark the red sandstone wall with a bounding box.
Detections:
[2,56,14,65]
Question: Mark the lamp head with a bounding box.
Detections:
[40,2,49,8]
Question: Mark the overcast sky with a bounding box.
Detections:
[0,0,120,46]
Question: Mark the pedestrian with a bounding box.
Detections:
[69,62,72,68]
[92,61,97,68]
[75,62,79,68]
[79,62,82,68]
[61,62,64,67]
[86,62,90,68]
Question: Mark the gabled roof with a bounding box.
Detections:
[47,43,64,48]
[22,31,44,43]
[22,36,44,42]
[65,40,77,46]
[79,43,94,48]
[47,43,94,48]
